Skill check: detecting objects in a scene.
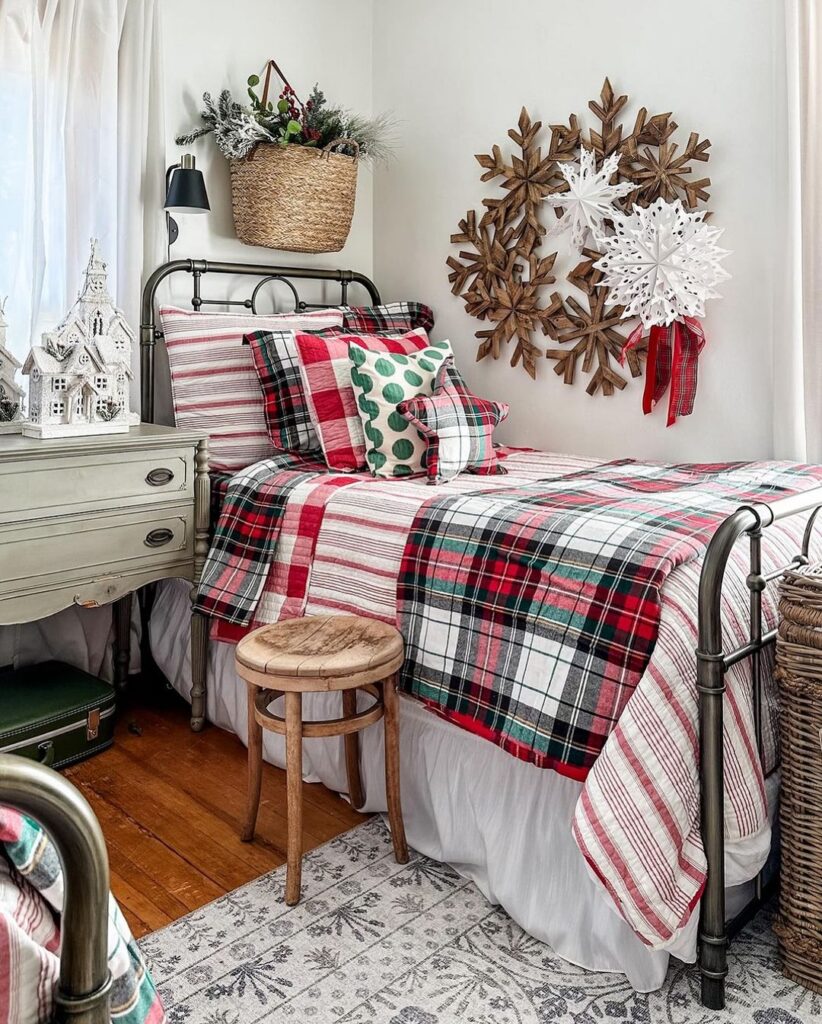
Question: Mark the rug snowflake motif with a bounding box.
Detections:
[140,819,821,1024]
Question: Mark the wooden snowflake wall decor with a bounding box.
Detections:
[447,79,712,393]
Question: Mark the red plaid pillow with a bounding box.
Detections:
[161,306,342,471]
[340,301,434,334]
[295,328,431,471]
[246,326,347,454]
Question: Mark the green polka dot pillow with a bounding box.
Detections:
[348,341,452,478]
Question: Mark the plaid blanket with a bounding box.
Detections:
[0,807,164,1024]
[396,460,821,777]
[195,450,822,949]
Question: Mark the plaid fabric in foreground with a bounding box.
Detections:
[0,808,164,1024]
[397,460,822,777]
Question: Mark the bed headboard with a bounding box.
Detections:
[139,258,382,423]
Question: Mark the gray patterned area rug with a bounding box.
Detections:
[141,818,820,1024]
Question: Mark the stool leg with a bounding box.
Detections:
[285,691,304,905]
[343,690,365,810]
[242,683,263,842]
[383,672,409,863]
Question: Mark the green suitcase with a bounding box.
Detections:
[0,661,116,769]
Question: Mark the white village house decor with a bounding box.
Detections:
[22,240,135,438]
[0,298,25,435]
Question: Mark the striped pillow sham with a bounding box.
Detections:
[160,306,342,471]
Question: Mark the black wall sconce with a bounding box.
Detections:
[164,154,210,259]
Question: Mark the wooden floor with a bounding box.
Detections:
[65,684,369,939]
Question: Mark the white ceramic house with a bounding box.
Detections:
[0,299,25,434]
[22,240,134,438]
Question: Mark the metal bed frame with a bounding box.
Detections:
[139,257,822,1010]
[0,754,111,1024]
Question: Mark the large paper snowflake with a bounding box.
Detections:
[543,150,635,251]
[593,198,730,327]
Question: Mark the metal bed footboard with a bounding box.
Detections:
[697,486,822,1008]
[0,754,110,1024]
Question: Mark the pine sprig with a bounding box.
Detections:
[175,75,395,163]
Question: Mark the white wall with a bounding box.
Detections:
[160,0,374,284]
[372,0,787,462]
[147,0,374,419]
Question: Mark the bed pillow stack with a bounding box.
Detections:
[162,299,505,483]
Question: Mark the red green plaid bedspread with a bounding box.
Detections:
[396,459,821,776]
[194,450,822,949]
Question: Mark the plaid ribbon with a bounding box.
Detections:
[623,316,706,427]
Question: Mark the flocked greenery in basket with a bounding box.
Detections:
[176,59,395,254]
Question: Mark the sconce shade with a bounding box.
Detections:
[164,157,210,215]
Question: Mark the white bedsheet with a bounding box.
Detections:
[150,577,774,992]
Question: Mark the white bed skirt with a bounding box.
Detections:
[151,579,774,992]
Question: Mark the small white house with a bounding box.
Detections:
[22,240,134,438]
[0,299,25,435]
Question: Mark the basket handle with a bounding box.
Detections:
[322,137,360,161]
[260,58,305,114]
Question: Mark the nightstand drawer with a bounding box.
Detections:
[0,448,193,521]
[0,505,193,592]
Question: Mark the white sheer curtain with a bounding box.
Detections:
[0,0,164,385]
[0,0,163,675]
[778,0,822,461]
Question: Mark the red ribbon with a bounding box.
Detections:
[620,316,706,427]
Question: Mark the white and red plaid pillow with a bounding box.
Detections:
[161,306,343,471]
[398,359,509,483]
[295,328,430,471]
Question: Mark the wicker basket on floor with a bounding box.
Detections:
[229,141,359,253]
[773,563,822,993]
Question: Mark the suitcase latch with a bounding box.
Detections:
[87,709,101,741]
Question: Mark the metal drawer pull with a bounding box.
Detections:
[144,528,175,548]
[146,467,174,486]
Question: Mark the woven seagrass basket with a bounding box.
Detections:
[229,141,359,254]
[774,563,822,994]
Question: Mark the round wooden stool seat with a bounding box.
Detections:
[236,615,404,690]
[235,615,409,906]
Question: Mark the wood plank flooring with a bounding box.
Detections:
[65,684,369,938]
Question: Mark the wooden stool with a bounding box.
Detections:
[235,615,409,905]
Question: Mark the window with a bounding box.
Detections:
[114,333,126,350]
[95,398,108,415]
[50,400,65,416]
[53,377,67,392]
[92,310,103,336]
[94,375,107,391]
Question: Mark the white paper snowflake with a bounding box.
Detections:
[543,149,635,251]
[592,199,730,328]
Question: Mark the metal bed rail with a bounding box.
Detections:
[697,486,822,1008]
[0,754,111,1024]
